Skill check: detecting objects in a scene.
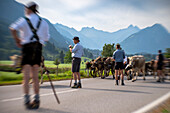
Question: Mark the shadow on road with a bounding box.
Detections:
[35,107,71,113]
[104,77,114,80]
[126,84,170,89]
[140,81,170,84]
[40,84,70,89]
[82,88,152,94]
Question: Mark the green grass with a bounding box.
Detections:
[0,60,13,65]
[0,58,91,85]
[162,109,169,113]
[0,70,89,85]
[0,59,87,69]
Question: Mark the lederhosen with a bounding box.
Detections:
[21,16,42,66]
[72,57,81,72]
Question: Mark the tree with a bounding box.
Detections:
[101,43,115,57]
[59,50,65,63]
[54,58,60,76]
[83,49,93,59]
[164,48,170,58]
[64,51,72,63]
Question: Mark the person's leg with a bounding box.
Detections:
[118,69,121,80]
[72,72,78,88]
[120,69,124,80]
[29,64,40,109]
[76,72,81,83]
[31,65,40,101]
[115,70,118,80]
[73,72,77,84]
[120,69,125,85]
[160,70,164,82]
[76,59,81,88]
[115,70,119,85]
[76,72,82,88]
[157,70,161,82]
[72,58,77,85]
[162,70,165,81]
[22,64,31,106]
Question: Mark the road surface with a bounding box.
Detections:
[0,76,170,113]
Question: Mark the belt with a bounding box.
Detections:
[72,57,81,59]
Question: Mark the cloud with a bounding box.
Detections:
[16,0,170,32]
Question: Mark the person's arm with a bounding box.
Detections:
[123,51,125,59]
[113,51,116,61]
[69,45,72,52]
[9,28,22,48]
[71,44,78,53]
[9,17,24,48]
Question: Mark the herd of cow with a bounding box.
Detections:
[10,54,170,83]
[85,55,170,82]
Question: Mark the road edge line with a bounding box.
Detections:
[132,91,170,113]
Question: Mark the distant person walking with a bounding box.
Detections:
[156,50,165,82]
[113,44,125,85]
[9,2,50,109]
[69,37,83,88]
[123,56,128,75]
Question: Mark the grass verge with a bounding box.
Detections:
[0,70,92,86]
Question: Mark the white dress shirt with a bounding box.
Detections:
[10,13,50,45]
[72,43,83,58]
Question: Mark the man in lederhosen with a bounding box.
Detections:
[69,37,83,88]
[9,2,50,109]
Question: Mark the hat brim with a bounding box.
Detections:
[73,39,80,42]
[24,5,39,13]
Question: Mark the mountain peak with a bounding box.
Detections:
[128,24,134,28]
[127,24,140,30]
[152,23,164,29]
[81,26,95,30]
[146,23,168,33]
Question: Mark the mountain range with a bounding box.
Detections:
[0,0,170,59]
[54,23,140,49]
[121,24,170,54]
[54,22,170,54]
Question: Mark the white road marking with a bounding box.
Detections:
[132,91,170,113]
[0,78,92,88]
[1,89,78,102]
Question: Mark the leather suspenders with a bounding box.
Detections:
[24,16,42,42]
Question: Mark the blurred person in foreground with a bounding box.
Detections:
[9,2,50,109]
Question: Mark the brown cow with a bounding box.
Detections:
[91,56,104,78]
[103,57,115,79]
[126,55,145,82]
[85,59,97,78]
[145,60,157,78]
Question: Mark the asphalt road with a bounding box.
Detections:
[0,76,170,113]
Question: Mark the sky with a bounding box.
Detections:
[16,0,170,32]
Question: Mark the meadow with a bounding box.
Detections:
[0,57,92,85]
